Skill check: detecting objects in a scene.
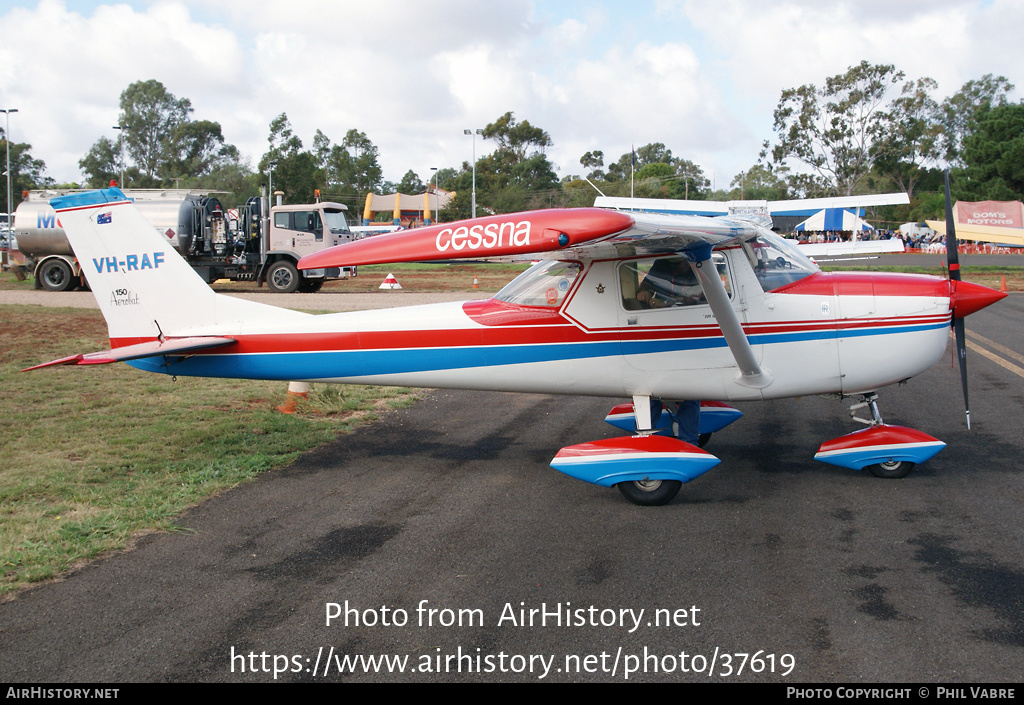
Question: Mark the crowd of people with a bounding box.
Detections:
[791,228,946,250]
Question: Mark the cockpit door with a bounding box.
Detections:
[616,252,744,372]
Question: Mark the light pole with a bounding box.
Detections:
[2,108,18,226]
[112,124,124,187]
[430,167,438,225]
[464,128,482,218]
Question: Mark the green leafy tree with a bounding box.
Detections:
[1,127,52,212]
[164,119,232,180]
[958,102,1024,200]
[118,79,193,181]
[180,144,256,205]
[79,136,120,189]
[258,113,323,202]
[670,159,709,199]
[473,112,559,211]
[580,150,604,179]
[603,144,708,199]
[323,129,384,212]
[939,74,1014,167]
[481,111,552,161]
[767,61,905,195]
[870,78,942,198]
[439,190,473,221]
[434,167,460,191]
[729,164,790,200]
[397,170,425,194]
[83,80,243,188]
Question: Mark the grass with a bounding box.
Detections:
[0,305,417,597]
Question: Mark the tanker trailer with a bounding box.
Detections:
[14,189,353,292]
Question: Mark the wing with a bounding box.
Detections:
[23,336,236,371]
[297,207,763,270]
[798,239,906,257]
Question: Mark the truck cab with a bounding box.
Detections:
[262,202,356,293]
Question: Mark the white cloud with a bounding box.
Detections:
[0,0,243,183]
[0,0,1019,191]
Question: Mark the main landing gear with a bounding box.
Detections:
[549,398,744,506]
[814,393,946,477]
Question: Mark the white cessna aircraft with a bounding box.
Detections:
[28,181,1004,505]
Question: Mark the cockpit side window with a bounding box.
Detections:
[620,253,730,310]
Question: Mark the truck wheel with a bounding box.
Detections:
[40,259,77,292]
[267,261,299,293]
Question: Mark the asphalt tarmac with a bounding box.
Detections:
[0,299,1022,683]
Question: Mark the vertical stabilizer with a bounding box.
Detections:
[51,188,305,345]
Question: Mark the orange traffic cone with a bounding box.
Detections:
[473,276,479,289]
[278,381,310,414]
[1001,275,1007,293]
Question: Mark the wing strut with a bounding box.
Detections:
[688,256,773,389]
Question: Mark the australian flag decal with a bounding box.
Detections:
[97,212,112,225]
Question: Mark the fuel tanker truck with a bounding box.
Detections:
[14,188,356,293]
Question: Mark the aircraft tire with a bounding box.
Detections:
[866,460,915,479]
[267,260,300,294]
[697,432,711,448]
[298,278,324,293]
[616,479,682,506]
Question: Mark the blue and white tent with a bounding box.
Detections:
[794,208,874,232]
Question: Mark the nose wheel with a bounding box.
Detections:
[814,394,945,477]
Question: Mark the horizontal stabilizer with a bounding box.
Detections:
[23,336,236,371]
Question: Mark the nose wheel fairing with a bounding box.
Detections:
[814,424,946,472]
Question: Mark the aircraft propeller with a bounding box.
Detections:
[944,170,971,429]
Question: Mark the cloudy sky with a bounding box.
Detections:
[0,0,1020,190]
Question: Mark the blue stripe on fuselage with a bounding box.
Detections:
[126,320,948,380]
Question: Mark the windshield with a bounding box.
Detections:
[744,231,819,292]
[323,209,350,234]
[495,260,582,307]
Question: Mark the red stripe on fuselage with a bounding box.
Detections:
[772,271,951,299]
[108,315,948,358]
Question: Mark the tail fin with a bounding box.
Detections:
[51,188,305,346]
